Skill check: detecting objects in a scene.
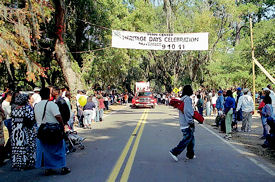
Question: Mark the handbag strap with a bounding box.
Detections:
[42,101,49,121]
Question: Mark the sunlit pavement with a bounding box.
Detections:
[0,105,274,182]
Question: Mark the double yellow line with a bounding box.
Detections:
[107,109,149,182]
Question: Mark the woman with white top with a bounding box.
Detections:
[34,88,70,175]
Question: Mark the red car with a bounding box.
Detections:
[132,91,156,108]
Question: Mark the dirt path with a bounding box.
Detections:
[204,114,275,165]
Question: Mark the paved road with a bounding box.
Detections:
[0,105,274,182]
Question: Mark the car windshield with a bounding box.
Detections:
[137,92,152,97]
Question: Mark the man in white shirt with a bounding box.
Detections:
[236,88,254,132]
[211,93,218,116]
[32,87,41,106]
[1,91,13,158]
[63,91,74,129]
[1,91,12,120]
[265,85,275,112]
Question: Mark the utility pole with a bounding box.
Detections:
[249,16,256,112]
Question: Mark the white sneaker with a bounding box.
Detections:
[169,151,178,162]
[185,155,196,160]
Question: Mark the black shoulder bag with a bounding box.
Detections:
[37,101,65,145]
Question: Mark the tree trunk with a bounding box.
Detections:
[54,0,84,93]
[235,22,241,46]
[5,58,15,90]
[55,39,84,93]
[164,0,173,32]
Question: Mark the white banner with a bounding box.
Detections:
[112,30,208,51]
[136,82,150,92]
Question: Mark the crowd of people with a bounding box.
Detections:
[156,84,275,148]
[172,85,275,148]
[0,85,125,175]
[0,83,274,173]
[169,84,275,162]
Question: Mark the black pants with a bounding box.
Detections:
[104,101,109,110]
[0,146,5,165]
[77,115,84,127]
[0,140,11,165]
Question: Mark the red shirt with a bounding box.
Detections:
[258,101,265,116]
[98,99,105,109]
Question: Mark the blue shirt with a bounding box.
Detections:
[83,102,96,110]
[224,97,236,111]
[216,95,224,110]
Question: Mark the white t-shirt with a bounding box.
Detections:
[34,100,60,127]
[211,95,217,105]
[1,100,11,119]
[64,97,73,117]
[32,93,42,106]
[76,94,81,106]
[92,96,98,107]
[270,92,275,112]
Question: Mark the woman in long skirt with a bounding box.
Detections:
[34,88,70,175]
[11,94,36,170]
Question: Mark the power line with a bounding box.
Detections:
[79,19,111,31]
[71,46,111,53]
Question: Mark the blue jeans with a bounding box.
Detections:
[171,127,195,158]
[95,108,100,122]
[261,116,268,138]
[206,105,211,116]
[4,119,12,137]
[198,107,203,116]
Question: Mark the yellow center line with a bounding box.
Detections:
[120,110,149,182]
[107,109,148,182]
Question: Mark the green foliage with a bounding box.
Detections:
[0,0,274,93]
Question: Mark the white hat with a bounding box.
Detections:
[263,88,270,91]
[243,88,249,93]
[33,87,40,92]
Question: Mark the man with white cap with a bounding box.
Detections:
[32,87,41,106]
[236,88,254,132]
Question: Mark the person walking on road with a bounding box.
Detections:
[169,85,196,162]
[236,88,254,132]
[224,90,236,139]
